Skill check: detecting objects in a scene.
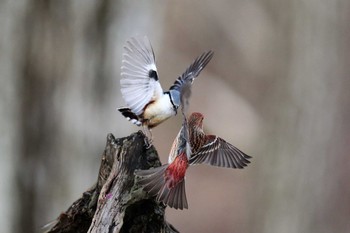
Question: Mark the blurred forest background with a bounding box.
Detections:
[1,0,350,233]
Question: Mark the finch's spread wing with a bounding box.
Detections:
[189,135,252,168]
[120,36,163,116]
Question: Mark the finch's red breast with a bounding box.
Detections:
[165,153,188,189]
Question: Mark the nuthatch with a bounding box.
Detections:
[118,36,213,141]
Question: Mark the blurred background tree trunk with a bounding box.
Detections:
[1,0,349,233]
[17,1,72,232]
[247,1,350,233]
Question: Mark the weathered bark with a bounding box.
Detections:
[47,132,178,233]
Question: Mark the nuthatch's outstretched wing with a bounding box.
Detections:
[120,36,163,116]
[166,51,214,110]
[169,51,214,92]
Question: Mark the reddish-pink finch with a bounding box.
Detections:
[187,112,251,168]
[135,112,252,210]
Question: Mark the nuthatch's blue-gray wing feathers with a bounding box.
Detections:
[189,135,252,168]
[120,36,163,116]
[169,51,214,92]
[180,80,192,115]
[179,79,192,159]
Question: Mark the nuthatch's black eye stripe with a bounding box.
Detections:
[149,70,158,81]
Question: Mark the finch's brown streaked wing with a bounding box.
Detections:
[189,135,252,169]
[179,80,192,117]
[120,36,163,115]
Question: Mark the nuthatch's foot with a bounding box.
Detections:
[142,125,153,149]
[144,136,153,149]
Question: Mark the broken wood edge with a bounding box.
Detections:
[46,131,179,233]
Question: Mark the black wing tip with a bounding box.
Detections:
[198,50,214,64]
[203,50,214,59]
[186,49,214,78]
[233,151,252,168]
[241,152,253,164]
[118,107,136,118]
[118,107,142,126]
[118,107,130,111]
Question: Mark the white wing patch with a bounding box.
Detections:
[120,36,163,116]
[168,128,182,163]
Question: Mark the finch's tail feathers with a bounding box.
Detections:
[135,165,188,210]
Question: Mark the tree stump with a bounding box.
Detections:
[46,131,178,233]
